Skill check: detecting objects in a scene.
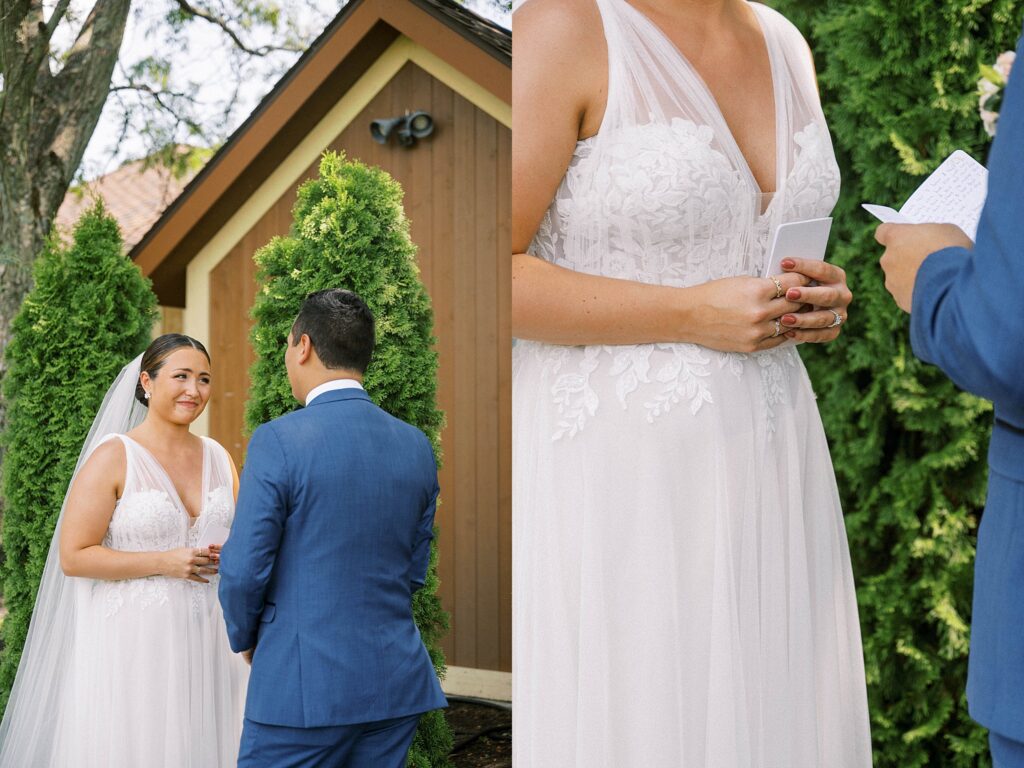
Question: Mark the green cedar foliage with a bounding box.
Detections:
[0,202,157,712]
[765,1,1023,765]
[245,151,452,767]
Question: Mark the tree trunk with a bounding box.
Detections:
[0,0,132,514]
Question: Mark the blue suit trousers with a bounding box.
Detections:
[237,713,422,768]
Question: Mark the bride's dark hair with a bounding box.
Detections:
[134,334,211,406]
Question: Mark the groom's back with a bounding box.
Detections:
[241,387,446,728]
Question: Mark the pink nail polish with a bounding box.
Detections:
[782,315,797,325]
[781,259,795,270]
[787,289,801,300]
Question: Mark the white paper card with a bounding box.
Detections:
[861,204,911,225]
[197,523,230,549]
[862,150,988,241]
[763,217,833,278]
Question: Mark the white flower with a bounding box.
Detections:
[996,50,1016,80]
[978,51,1016,138]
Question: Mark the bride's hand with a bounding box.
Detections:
[159,547,217,583]
[689,273,811,353]
[777,258,853,343]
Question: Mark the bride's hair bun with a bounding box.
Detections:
[135,334,212,407]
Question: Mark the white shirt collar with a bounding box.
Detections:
[305,378,364,406]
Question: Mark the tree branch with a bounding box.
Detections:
[108,82,206,136]
[44,0,73,41]
[0,2,48,126]
[172,0,304,56]
[35,0,131,215]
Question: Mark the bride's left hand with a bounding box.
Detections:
[776,258,853,343]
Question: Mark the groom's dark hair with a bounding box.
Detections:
[292,289,375,373]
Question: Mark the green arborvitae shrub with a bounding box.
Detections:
[0,202,158,712]
[765,2,1023,765]
[245,151,452,767]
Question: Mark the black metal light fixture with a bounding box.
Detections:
[370,110,435,147]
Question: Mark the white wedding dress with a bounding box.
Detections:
[48,434,249,766]
[512,1,872,766]
[0,430,248,767]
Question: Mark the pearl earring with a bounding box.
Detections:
[144,392,151,400]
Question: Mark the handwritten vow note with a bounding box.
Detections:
[863,150,988,241]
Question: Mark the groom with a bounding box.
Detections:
[219,288,447,767]
[876,24,1024,768]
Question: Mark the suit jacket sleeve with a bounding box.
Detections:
[410,437,440,592]
[219,422,289,652]
[910,29,1024,421]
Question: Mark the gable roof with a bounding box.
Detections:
[410,0,510,63]
[131,0,511,306]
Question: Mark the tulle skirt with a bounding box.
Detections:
[512,341,872,767]
[53,576,248,767]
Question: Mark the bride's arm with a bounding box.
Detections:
[512,0,807,351]
[59,440,213,581]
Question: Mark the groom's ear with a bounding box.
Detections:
[296,333,315,365]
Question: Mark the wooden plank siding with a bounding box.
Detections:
[206,61,511,673]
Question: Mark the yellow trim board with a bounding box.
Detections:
[403,38,510,127]
[442,666,511,702]
[183,35,510,436]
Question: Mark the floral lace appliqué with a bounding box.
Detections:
[519,114,839,439]
[756,347,799,438]
[101,484,234,618]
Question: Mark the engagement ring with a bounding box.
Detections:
[770,276,784,299]
[829,310,843,328]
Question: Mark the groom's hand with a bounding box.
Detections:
[877,223,973,312]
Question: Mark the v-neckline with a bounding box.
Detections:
[618,0,782,202]
[123,434,208,525]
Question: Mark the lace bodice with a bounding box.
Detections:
[97,434,235,616]
[514,0,841,440]
[531,0,840,287]
[536,121,839,287]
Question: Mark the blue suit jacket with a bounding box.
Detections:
[910,26,1024,741]
[219,387,447,727]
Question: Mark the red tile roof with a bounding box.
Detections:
[56,153,199,251]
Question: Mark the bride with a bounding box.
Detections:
[0,334,248,766]
[513,0,871,765]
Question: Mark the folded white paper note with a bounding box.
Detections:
[197,523,230,549]
[763,217,833,278]
[862,150,988,241]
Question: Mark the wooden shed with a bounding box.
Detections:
[131,0,511,697]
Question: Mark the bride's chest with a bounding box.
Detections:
[558,119,840,238]
[105,485,234,549]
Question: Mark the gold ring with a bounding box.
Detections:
[770,276,784,299]
[772,319,782,338]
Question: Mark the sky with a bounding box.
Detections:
[64,0,510,181]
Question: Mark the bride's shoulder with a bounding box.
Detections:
[515,0,607,115]
[752,3,817,75]
[753,3,812,48]
[515,0,604,53]
[201,435,231,458]
[81,435,127,476]
[201,435,239,471]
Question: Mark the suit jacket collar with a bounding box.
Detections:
[304,388,371,407]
